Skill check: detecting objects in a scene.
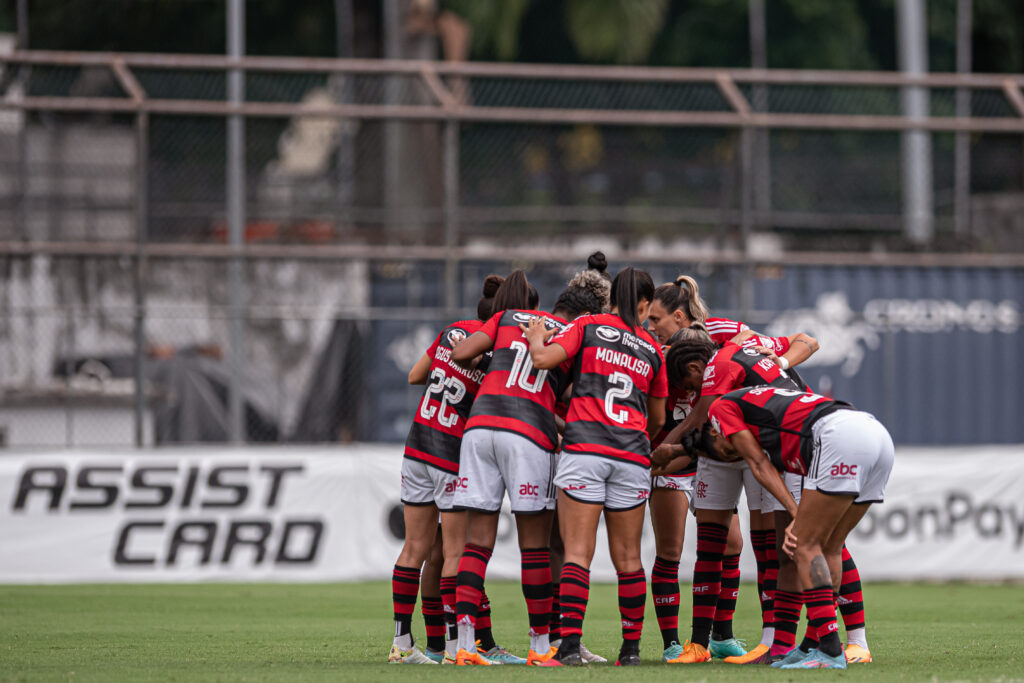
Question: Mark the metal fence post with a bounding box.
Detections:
[443,119,459,316]
[955,0,972,239]
[227,0,246,444]
[133,111,149,447]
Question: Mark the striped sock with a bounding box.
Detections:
[805,586,841,657]
[690,522,728,648]
[440,576,457,653]
[838,545,867,644]
[392,563,420,646]
[770,589,802,656]
[559,562,590,638]
[421,596,445,652]
[712,553,740,640]
[477,591,495,651]
[521,548,553,637]
[455,544,491,643]
[651,556,681,648]
[549,583,562,641]
[617,569,646,642]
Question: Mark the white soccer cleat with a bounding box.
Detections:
[388,644,438,664]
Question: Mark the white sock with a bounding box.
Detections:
[457,619,477,653]
[394,631,413,650]
[530,630,550,654]
[761,626,775,648]
[845,627,868,649]
[445,638,457,657]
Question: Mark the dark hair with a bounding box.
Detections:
[610,267,655,330]
[492,269,532,314]
[665,322,711,346]
[553,286,602,321]
[652,275,709,324]
[568,269,610,313]
[477,274,504,321]
[665,332,717,388]
[587,251,611,281]
[528,284,540,310]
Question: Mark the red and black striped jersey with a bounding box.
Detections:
[708,386,852,475]
[651,385,698,477]
[552,313,668,468]
[701,341,802,398]
[465,309,569,451]
[704,317,750,346]
[404,320,488,473]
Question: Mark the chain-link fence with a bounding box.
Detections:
[0,52,1022,446]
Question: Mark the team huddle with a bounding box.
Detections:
[389,253,894,669]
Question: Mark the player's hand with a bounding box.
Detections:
[754,345,782,364]
[650,443,675,468]
[783,521,798,558]
[520,317,556,345]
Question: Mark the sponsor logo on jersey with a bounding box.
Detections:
[512,312,534,324]
[444,477,469,493]
[447,329,466,345]
[596,325,621,342]
[709,415,722,435]
[703,365,716,381]
[564,483,587,491]
[742,346,762,356]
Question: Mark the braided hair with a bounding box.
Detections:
[665,327,717,389]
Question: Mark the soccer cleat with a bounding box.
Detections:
[537,649,584,667]
[710,636,747,658]
[615,652,642,666]
[665,640,711,664]
[845,643,872,663]
[456,648,495,666]
[724,642,771,664]
[388,644,439,664]
[662,641,685,662]
[770,647,810,668]
[780,648,848,669]
[483,645,526,664]
[527,646,558,666]
[442,651,457,665]
[423,648,445,664]
[579,643,607,663]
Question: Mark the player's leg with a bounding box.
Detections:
[390,499,440,663]
[838,544,872,662]
[420,530,446,661]
[604,461,652,667]
[438,509,466,662]
[649,482,688,661]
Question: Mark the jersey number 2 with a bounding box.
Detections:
[604,371,633,424]
[420,368,467,428]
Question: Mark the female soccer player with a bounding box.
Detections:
[705,386,894,670]
[448,270,568,666]
[523,266,667,667]
[647,274,817,662]
[388,275,502,664]
[659,329,816,665]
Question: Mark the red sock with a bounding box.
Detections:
[838,545,866,631]
[521,547,552,636]
[455,544,491,631]
[559,562,590,638]
[761,529,779,629]
[805,586,841,657]
[550,583,561,641]
[617,569,646,642]
[651,556,680,648]
[392,564,420,637]
[690,522,727,647]
[421,596,445,651]
[476,590,495,651]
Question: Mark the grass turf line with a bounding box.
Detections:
[1,582,1021,681]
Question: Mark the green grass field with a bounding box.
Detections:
[1,582,1022,681]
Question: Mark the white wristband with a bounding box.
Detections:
[778,356,790,371]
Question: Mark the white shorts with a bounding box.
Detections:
[453,428,556,514]
[554,452,651,511]
[653,473,695,509]
[400,458,459,511]
[693,456,765,511]
[804,410,894,505]
[764,472,803,514]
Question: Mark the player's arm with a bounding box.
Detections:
[650,394,715,467]
[408,352,432,385]
[451,330,493,366]
[646,395,666,441]
[729,429,797,518]
[651,453,694,477]
[522,317,568,369]
[753,333,819,370]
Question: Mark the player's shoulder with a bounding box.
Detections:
[439,319,480,347]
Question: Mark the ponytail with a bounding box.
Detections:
[491,269,532,314]
[477,274,504,321]
[610,267,655,331]
[652,274,709,324]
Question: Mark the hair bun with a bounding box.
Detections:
[587,251,608,273]
[482,274,504,297]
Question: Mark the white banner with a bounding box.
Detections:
[0,445,1022,583]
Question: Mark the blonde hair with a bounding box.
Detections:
[653,274,709,324]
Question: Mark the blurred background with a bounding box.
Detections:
[0,0,1021,449]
